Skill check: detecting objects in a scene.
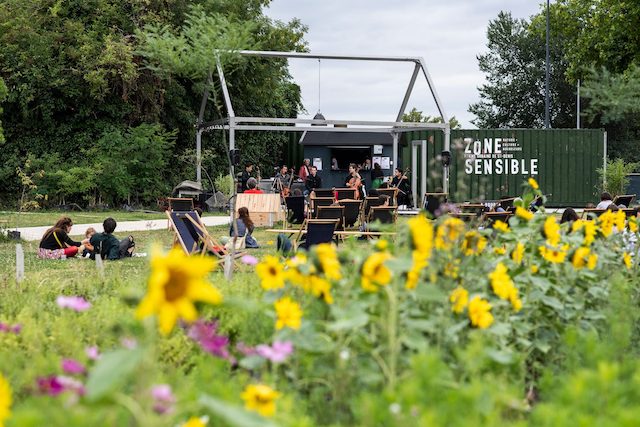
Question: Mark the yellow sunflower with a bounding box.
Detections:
[488,262,521,311]
[274,297,302,330]
[543,216,561,246]
[493,220,510,233]
[494,246,507,255]
[361,252,392,292]
[181,417,208,427]
[449,286,469,313]
[314,243,342,280]
[435,217,465,250]
[241,384,281,418]
[538,245,567,264]
[136,246,222,335]
[468,296,494,329]
[308,275,334,304]
[0,374,11,427]
[531,265,539,274]
[528,177,539,190]
[623,252,633,270]
[629,216,639,233]
[587,254,598,270]
[571,246,591,270]
[511,242,525,265]
[408,214,434,256]
[598,211,616,237]
[461,231,487,256]
[256,255,286,290]
[515,207,534,221]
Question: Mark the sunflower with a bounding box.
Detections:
[0,374,11,427]
[406,251,428,290]
[493,220,510,233]
[308,275,334,304]
[511,242,525,265]
[530,265,539,274]
[515,207,534,221]
[461,231,487,256]
[256,256,286,290]
[538,245,567,264]
[494,246,507,255]
[136,247,222,335]
[528,177,539,190]
[571,246,591,270]
[587,254,598,270]
[435,217,465,250]
[181,417,208,427]
[449,286,469,313]
[408,214,434,256]
[543,216,561,246]
[623,252,633,270]
[361,252,392,292]
[443,259,461,279]
[629,216,639,233]
[274,297,302,330]
[598,211,616,237]
[488,263,521,311]
[241,384,281,417]
[468,296,494,329]
[313,244,342,280]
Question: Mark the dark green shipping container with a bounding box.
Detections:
[401,129,605,207]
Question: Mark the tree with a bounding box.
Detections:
[401,107,461,129]
[0,77,6,144]
[468,12,576,129]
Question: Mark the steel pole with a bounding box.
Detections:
[577,79,581,129]
[545,0,551,129]
[196,130,202,184]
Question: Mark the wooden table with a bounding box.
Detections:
[265,229,396,237]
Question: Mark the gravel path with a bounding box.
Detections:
[14,216,231,241]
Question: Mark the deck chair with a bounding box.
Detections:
[294,219,339,251]
[362,196,385,223]
[458,203,487,218]
[368,206,398,225]
[582,208,606,219]
[613,194,635,207]
[335,188,357,201]
[622,208,637,217]
[168,197,194,212]
[497,197,517,210]
[377,188,399,206]
[285,195,306,226]
[451,212,478,223]
[483,212,512,227]
[317,205,345,230]
[424,192,448,218]
[313,188,335,198]
[338,199,363,228]
[311,197,335,218]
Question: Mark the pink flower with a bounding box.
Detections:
[85,346,100,361]
[11,324,22,334]
[236,342,257,356]
[37,375,85,396]
[187,320,231,360]
[255,340,294,364]
[0,323,21,334]
[56,296,91,312]
[151,384,176,414]
[241,255,258,266]
[120,337,138,349]
[57,375,86,396]
[62,359,86,375]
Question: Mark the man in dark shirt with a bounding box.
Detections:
[391,168,411,207]
[273,165,290,193]
[90,218,134,260]
[240,162,254,193]
[305,166,322,196]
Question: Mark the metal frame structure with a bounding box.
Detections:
[196,50,451,193]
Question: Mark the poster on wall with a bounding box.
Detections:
[380,157,391,170]
[372,156,382,168]
[313,157,323,171]
[373,145,383,154]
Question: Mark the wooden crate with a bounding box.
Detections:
[236,194,284,227]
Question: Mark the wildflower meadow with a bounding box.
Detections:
[2,180,640,426]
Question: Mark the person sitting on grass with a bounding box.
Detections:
[230,207,259,248]
[89,217,135,260]
[38,216,87,259]
[82,227,96,257]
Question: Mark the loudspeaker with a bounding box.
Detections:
[229,149,241,166]
[441,150,452,167]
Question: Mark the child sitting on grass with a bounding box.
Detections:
[89,218,135,260]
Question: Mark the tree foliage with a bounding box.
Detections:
[401,107,461,129]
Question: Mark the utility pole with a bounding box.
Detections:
[577,79,581,129]
[545,0,551,129]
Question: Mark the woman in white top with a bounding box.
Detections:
[596,192,614,209]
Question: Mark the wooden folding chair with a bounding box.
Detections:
[377,188,399,206]
[338,199,363,229]
[457,203,487,218]
[362,196,385,224]
[335,188,357,201]
[168,198,194,212]
[293,219,339,251]
[581,208,606,219]
[483,211,512,227]
[367,206,398,227]
[285,195,306,227]
[311,197,335,218]
[317,205,345,231]
[312,188,335,198]
[613,194,636,207]
[424,192,448,217]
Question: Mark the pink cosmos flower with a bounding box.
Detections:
[56,296,91,312]
[37,375,85,396]
[0,323,21,334]
[241,255,258,266]
[85,346,101,361]
[62,359,86,375]
[57,375,86,396]
[151,384,176,414]
[187,320,231,360]
[255,341,294,364]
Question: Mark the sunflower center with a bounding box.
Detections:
[269,266,277,276]
[164,272,188,301]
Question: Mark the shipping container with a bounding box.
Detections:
[401,129,605,207]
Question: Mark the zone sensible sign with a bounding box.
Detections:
[463,137,538,175]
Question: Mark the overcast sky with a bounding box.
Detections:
[265,1,542,128]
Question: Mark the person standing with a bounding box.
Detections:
[298,159,311,181]
[240,162,254,193]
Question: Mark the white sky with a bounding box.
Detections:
[265,0,542,128]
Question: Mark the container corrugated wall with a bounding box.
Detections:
[401,129,605,207]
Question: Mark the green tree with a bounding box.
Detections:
[0,77,6,144]
[401,107,461,129]
[468,12,576,129]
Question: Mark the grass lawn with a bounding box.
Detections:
[0,210,225,228]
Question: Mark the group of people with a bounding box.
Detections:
[38,217,135,260]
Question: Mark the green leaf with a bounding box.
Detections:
[534,341,551,354]
[541,296,563,310]
[485,348,515,365]
[199,394,279,427]
[238,355,266,370]
[327,312,369,331]
[85,348,145,401]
